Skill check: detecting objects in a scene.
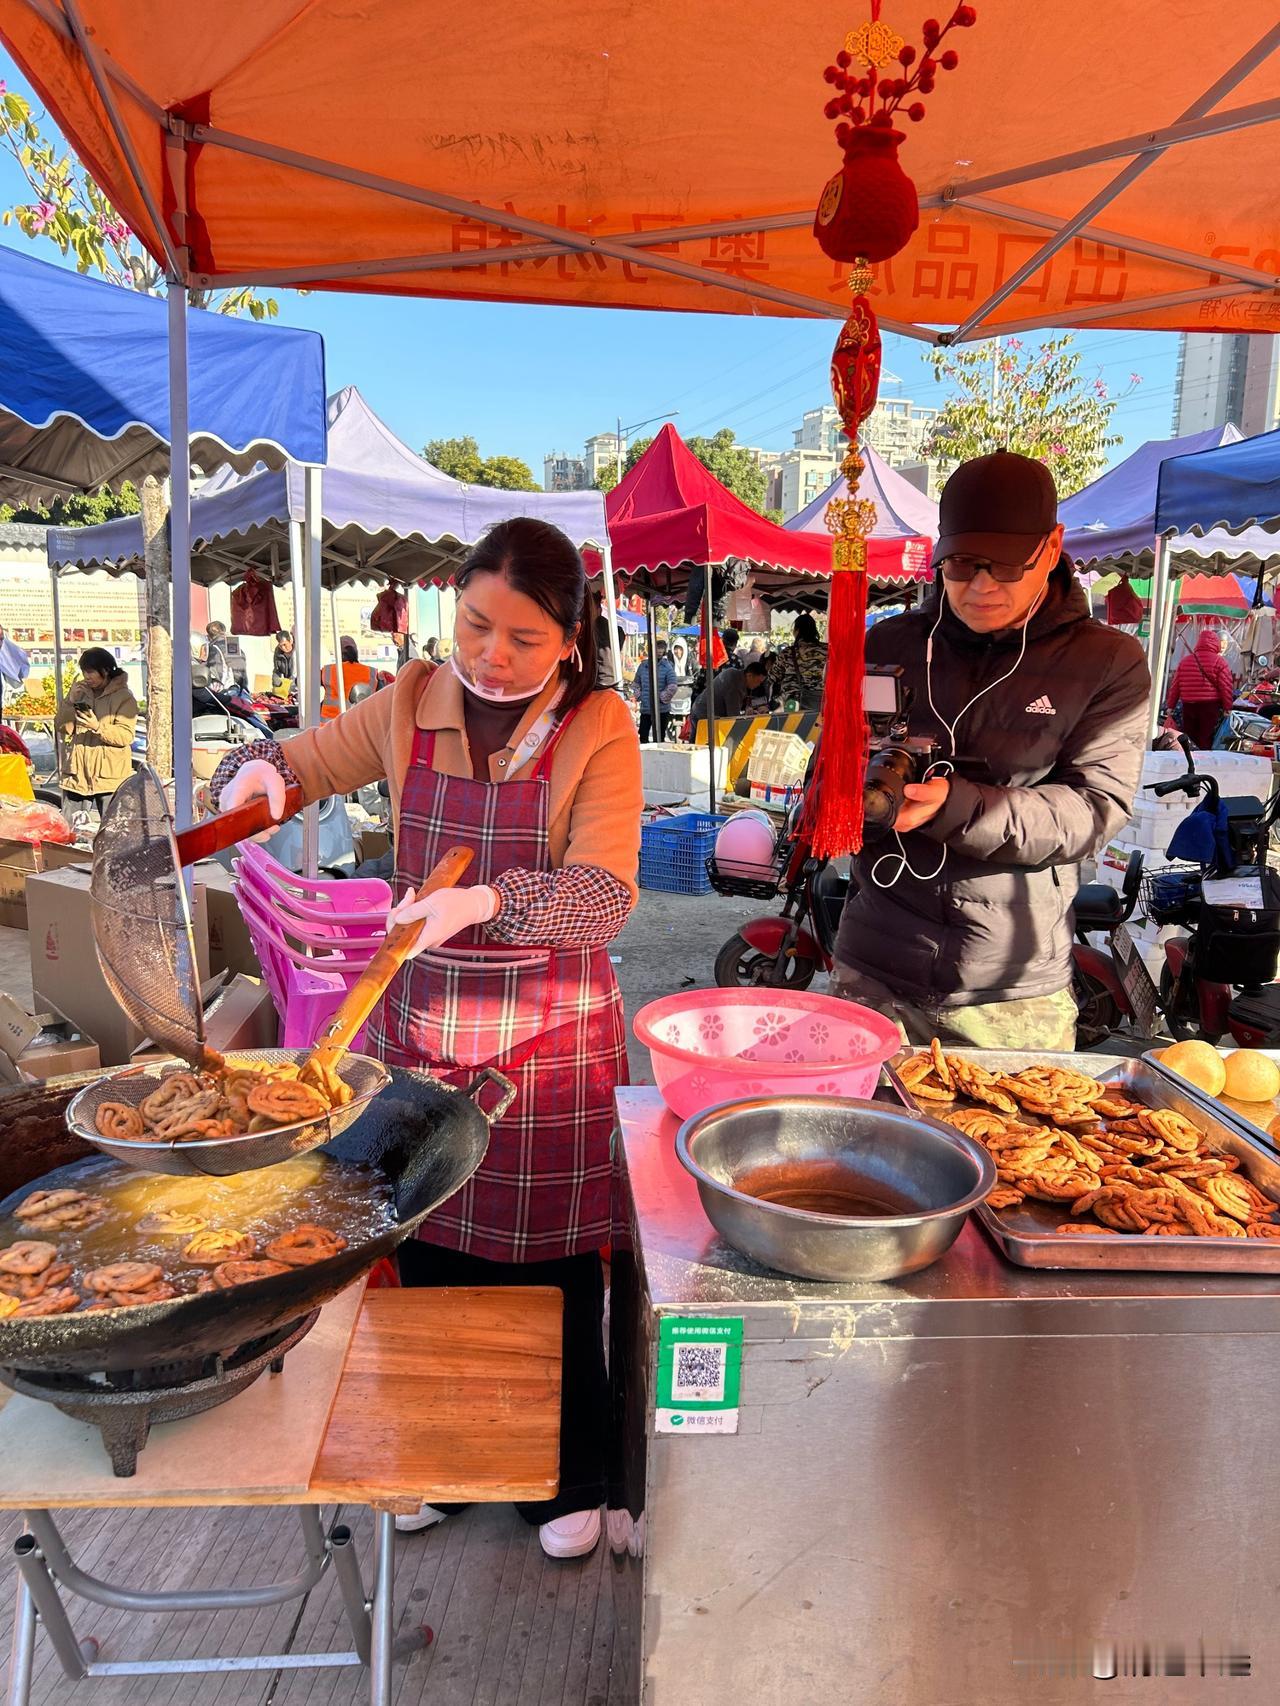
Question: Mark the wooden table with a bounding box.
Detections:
[2,1284,562,1706]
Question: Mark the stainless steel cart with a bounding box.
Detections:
[607,1086,1280,1706]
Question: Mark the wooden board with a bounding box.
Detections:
[310,1286,562,1511]
[0,1281,364,1509]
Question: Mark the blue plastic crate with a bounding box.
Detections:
[639,813,727,896]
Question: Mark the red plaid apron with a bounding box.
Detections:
[369,715,626,1262]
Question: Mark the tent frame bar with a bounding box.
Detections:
[953,281,1263,343]
[27,0,1280,338]
[948,21,1280,342]
[953,195,1280,292]
[60,0,183,278]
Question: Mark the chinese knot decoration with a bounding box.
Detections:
[805,4,977,859]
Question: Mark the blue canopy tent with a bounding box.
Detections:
[1062,424,1280,739]
[1156,423,1280,541]
[0,242,326,841]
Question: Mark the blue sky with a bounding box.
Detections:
[0,49,1184,481]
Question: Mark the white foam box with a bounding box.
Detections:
[640,743,727,797]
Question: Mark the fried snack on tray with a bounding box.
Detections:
[0,1294,18,1318]
[208,1258,292,1288]
[0,1261,72,1301]
[83,1261,163,1295]
[95,1056,352,1147]
[903,1043,1280,1241]
[0,1240,57,1276]
[14,1287,80,1317]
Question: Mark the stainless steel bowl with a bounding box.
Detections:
[676,1095,996,1282]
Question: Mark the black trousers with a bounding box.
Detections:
[63,789,112,817]
[638,710,668,744]
[397,1240,608,1524]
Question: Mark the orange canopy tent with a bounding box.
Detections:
[2,1,1279,340]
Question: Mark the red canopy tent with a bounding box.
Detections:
[784,444,936,587]
[603,424,832,597]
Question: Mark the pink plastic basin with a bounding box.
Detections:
[633,988,901,1120]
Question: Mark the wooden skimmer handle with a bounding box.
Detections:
[175,784,306,867]
[304,845,474,1078]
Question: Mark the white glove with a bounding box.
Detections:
[218,757,289,842]
[387,884,500,957]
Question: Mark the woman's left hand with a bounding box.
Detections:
[387,884,500,956]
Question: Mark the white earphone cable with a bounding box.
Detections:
[870,579,1049,891]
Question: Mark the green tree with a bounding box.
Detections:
[0,89,277,318]
[0,483,141,526]
[602,427,768,510]
[423,436,539,490]
[921,334,1137,497]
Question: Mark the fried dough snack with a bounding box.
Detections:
[96,1056,351,1147]
[182,1230,256,1266]
[265,1224,347,1266]
[903,1044,1280,1241]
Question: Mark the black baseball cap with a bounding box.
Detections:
[933,449,1058,565]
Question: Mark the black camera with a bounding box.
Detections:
[862,665,942,840]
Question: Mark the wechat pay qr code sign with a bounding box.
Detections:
[656,1316,743,1435]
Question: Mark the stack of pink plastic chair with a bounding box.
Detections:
[232,843,394,1049]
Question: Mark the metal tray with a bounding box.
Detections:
[889,1048,1280,1273]
[1144,1045,1280,1160]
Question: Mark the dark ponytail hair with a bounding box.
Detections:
[455,518,598,719]
[79,646,124,683]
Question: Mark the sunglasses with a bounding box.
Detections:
[937,536,1049,583]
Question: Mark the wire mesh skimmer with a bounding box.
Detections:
[76,766,388,1175]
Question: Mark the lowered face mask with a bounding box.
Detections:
[450,650,564,704]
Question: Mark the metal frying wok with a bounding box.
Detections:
[0,1065,506,1376]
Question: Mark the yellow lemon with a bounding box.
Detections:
[1221,1049,1280,1104]
[1159,1039,1227,1098]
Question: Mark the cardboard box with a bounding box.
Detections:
[194,860,262,978]
[27,866,210,1067]
[0,990,100,1085]
[354,827,392,866]
[131,973,278,1062]
[0,839,90,931]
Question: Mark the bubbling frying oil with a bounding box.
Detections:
[0,1155,395,1305]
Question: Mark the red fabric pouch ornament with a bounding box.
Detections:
[370,586,408,635]
[805,3,976,858]
[230,566,280,637]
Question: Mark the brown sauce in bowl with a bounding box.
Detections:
[733,1160,916,1219]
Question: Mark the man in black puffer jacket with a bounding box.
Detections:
[833,450,1150,1050]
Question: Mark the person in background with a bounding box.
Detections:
[320,636,375,718]
[689,657,769,726]
[395,633,421,672]
[425,637,441,664]
[633,638,677,743]
[271,630,296,695]
[780,612,828,712]
[1166,625,1235,750]
[55,647,138,818]
[720,627,742,670]
[203,621,248,693]
[592,590,625,691]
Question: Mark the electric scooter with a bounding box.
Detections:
[708,791,849,989]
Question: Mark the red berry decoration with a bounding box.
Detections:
[940,48,959,68]
[908,102,927,121]
[899,44,917,64]
[956,6,977,24]
[837,49,853,66]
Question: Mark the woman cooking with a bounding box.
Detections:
[55,647,139,819]
[212,519,642,1561]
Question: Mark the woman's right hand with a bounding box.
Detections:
[218,758,289,834]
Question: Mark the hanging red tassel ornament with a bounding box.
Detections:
[805,2,977,859]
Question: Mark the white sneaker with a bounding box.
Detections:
[538,1508,601,1560]
[393,1504,449,1534]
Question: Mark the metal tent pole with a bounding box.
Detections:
[704,569,717,816]
[1146,535,1175,744]
[50,566,64,711]
[296,469,323,876]
[601,542,624,692]
[328,583,343,713]
[167,278,194,831]
[646,598,660,744]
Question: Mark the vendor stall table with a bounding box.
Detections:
[2,1284,561,1706]
[608,1087,1280,1705]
